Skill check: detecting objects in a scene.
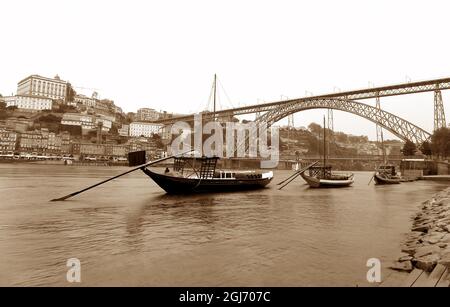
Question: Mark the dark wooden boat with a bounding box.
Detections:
[140,156,273,194]
[300,165,354,188]
[373,165,401,185]
[300,116,354,188]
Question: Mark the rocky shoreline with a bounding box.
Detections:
[390,187,450,273]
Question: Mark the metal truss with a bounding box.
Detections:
[255,98,431,145]
[155,78,449,145]
[434,85,446,130]
[154,77,450,125]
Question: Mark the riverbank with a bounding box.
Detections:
[388,187,450,283]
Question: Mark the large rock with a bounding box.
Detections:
[439,252,450,267]
[414,254,440,272]
[390,261,413,272]
[441,234,450,243]
[412,224,431,233]
[398,255,413,262]
[401,245,418,256]
[420,232,445,244]
[413,245,441,258]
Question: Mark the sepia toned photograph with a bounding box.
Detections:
[1,0,450,294]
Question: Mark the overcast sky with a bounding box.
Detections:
[1,0,449,140]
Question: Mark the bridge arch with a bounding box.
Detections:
[256,98,431,144]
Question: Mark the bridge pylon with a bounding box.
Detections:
[434,84,446,131]
[327,109,334,157]
[375,96,386,157]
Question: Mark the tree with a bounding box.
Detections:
[419,141,432,157]
[0,101,6,110]
[431,127,450,159]
[6,105,18,111]
[151,133,165,149]
[65,83,77,103]
[401,140,417,156]
[308,122,322,136]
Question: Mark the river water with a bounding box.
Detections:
[0,164,448,286]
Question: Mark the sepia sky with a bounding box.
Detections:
[1,0,449,140]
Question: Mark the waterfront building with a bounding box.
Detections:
[4,95,52,111]
[0,128,18,153]
[60,131,71,153]
[19,130,46,152]
[17,74,67,101]
[72,143,129,157]
[129,122,163,137]
[136,108,160,121]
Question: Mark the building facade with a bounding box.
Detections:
[74,94,97,108]
[136,108,160,121]
[0,128,18,153]
[129,122,163,137]
[118,124,129,137]
[61,113,112,132]
[5,95,52,111]
[17,74,67,101]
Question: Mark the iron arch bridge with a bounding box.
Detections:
[255,98,431,144]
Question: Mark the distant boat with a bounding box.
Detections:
[300,165,354,188]
[140,156,273,194]
[300,116,354,188]
[373,165,401,185]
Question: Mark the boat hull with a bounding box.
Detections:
[300,173,354,188]
[142,168,272,194]
[373,173,401,185]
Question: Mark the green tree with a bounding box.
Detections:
[431,127,450,159]
[419,140,432,157]
[401,140,417,156]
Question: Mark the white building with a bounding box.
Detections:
[5,95,52,111]
[129,122,163,137]
[17,74,67,101]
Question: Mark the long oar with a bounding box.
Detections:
[278,161,318,190]
[277,161,318,185]
[368,172,376,185]
[277,163,305,185]
[50,151,192,201]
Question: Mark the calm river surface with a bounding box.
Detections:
[0,163,448,286]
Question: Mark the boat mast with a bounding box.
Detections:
[213,74,217,122]
[323,116,326,167]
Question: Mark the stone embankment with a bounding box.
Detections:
[391,187,450,273]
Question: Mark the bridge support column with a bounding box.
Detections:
[434,85,446,131]
[375,96,386,158]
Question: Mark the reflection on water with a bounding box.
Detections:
[0,164,448,286]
